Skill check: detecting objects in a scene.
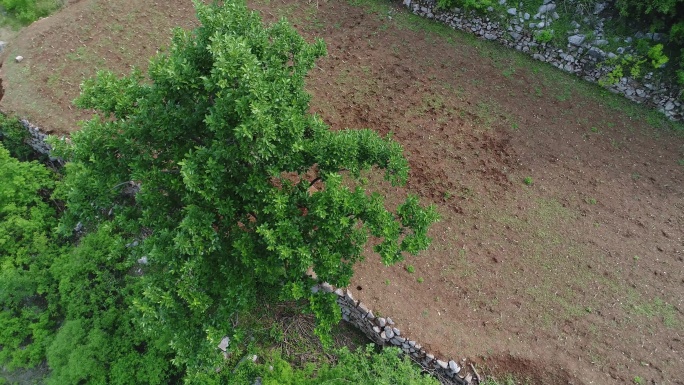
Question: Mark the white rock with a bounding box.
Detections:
[507,7,517,15]
[15,55,24,63]
[218,336,230,352]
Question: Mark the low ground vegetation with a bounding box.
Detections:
[0,0,62,27]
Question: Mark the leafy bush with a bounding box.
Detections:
[231,345,439,385]
[0,0,62,25]
[51,0,437,380]
[0,114,33,161]
[0,142,59,369]
[436,0,494,11]
[45,225,179,385]
[534,29,555,44]
[648,43,669,67]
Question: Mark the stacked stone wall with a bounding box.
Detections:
[314,283,481,385]
[403,0,684,121]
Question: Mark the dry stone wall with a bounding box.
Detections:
[402,0,684,121]
[313,282,481,385]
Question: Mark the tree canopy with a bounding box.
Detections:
[47,0,438,380]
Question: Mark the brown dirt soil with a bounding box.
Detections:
[2,0,683,384]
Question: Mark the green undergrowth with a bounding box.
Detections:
[0,0,63,27]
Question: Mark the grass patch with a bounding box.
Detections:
[0,0,62,27]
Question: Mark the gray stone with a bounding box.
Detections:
[636,89,646,97]
[373,326,381,333]
[499,0,506,4]
[0,41,6,53]
[587,47,605,60]
[384,328,394,339]
[137,256,148,265]
[568,34,585,46]
[345,291,355,306]
[529,23,536,28]
[218,336,231,352]
[449,360,461,373]
[320,282,334,293]
[607,52,617,59]
[334,288,344,296]
[507,7,517,15]
[357,302,369,314]
[524,12,530,20]
[485,33,497,40]
[377,317,386,327]
[15,55,23,63]
[436,360,448,369]
[594,39,609,46]
[426,353,434,360]
[570,21,580,29]
[536,21,545,28]
[380,330,386,339]
[538,3,556,13]
[533,53,546,61]
[594,2,606,14]
[392,327,401,336]
[552,11,559,19]
[509,32,521,40]
[665,101,675,111]
[365,310,374,320]
[386,317,394,325]
[616,47,625,54]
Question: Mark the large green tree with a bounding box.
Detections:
[52,0,437,379]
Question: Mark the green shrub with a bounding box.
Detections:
[670,21,684,44]
[436,0,494,11]
[45,225,179,385]
[0,0,62,25]
[0,114,33,161]
[0,142,59,369]
[230,345,439,385]
[648,43,669,68]
[534,29,555,44]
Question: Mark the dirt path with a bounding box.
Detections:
[2,0,683,384]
